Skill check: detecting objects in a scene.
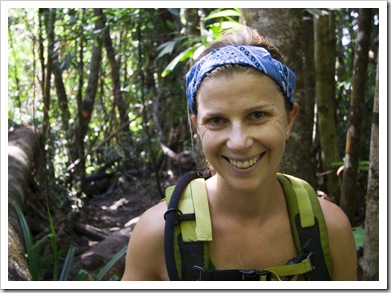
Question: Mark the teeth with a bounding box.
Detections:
[229,155,260,169]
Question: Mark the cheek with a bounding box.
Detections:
[198,129,216,151]
[257,125,286,149]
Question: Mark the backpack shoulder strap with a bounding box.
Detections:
[164,172,212,280]
[277,173,333,280]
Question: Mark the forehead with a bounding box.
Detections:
[196,71,285,112]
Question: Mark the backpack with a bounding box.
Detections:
[163,171,333,281]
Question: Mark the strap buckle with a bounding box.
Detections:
[192,265,206,281]
[239,269,272,281]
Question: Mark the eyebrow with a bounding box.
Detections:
[202,103,275,118]
[243,104,275,115]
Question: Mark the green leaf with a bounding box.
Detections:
[95,245,128,281]
[46,197,59,281]
[59,245,76,281]
[161,46,195,77]
[204,9,242,20]
[157,40,177,59]
[13,201,40,280]
[352,226,365,250]
[75,269,90,281]
[31,234,50,251]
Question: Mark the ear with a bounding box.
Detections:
[190,114,199,132]
[285,103,299,137]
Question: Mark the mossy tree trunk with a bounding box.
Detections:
[360,52,379,281]
[314,9,341,201]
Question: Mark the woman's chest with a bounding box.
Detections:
[208,218,297,271]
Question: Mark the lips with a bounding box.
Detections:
[227,154,262,169]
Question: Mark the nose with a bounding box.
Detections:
[226,123,253,152]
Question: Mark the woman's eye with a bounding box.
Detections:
[251,111,266,120]
[209,117,223,125]
[206,117,225,126]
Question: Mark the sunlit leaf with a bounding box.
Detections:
[352,226,365,250]
[204,9,242,20]
[161,47,195,77]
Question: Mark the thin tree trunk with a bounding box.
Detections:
[360,53,379,281]
[94,8,131,136]
[69,9,104,186]
[314,9,341,201]
[38,8,56,187]
[53,45,71,142]
[74,8,86,190]
[79,18,103,140]
[8,126,41,280]
[340,9,372,223]
[184,8,200,37]
[37,9,46,95]
[243,8,317,186]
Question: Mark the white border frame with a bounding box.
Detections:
[1,1,388,290]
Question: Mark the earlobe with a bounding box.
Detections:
[190,115,199,131]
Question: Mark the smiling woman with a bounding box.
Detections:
[121,25,357,282]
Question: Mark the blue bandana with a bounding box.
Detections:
[185,45,296,114]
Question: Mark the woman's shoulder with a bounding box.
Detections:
[122,201,168,280]
[318,198,358,280]
[135,200,167,237]
[318,198,352,231]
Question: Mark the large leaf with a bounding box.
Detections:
[95,245,128,281]
[161,46,199,77]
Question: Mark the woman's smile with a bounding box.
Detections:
[224,153,264,170]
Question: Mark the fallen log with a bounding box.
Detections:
[8,126,41,281]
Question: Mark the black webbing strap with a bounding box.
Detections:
[294,215,331,280]
[164,171,201,281]
[177,234,206,280]
[192,266,273,281]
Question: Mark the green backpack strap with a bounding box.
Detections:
[164,172,212,280]
[277,173,333,280]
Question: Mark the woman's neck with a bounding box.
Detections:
[206,174,286,224]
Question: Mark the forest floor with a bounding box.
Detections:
[26,169,170,281]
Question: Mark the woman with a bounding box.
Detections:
[121,26,357,281]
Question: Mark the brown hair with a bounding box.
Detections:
[196,26,285,63]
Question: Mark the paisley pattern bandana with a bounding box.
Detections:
[185,45,296,114]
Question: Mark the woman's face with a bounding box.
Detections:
[191,71,298,192]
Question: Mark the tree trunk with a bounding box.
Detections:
[53,44,71,142]
[360,53,379,281]
[8,126,41,280]
[38,8,55,187]
[94,8,131,136]
[184,8,200,37]
[314,10,341,201]
[69,9,104,187]
[340,8,372,223]
[242,8,317,186]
